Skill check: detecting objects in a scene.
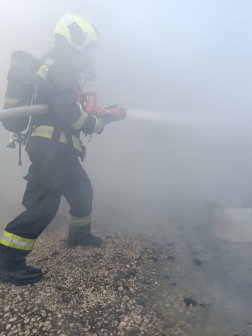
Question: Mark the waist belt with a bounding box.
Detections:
[31,125,84,154]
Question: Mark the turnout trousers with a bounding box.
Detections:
[0,139,93,271]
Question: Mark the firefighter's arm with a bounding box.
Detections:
[36,60,102,134]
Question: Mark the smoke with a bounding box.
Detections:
[1,0,252,333]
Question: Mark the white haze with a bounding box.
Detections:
[0,0,252,221]
[1,1,252,332]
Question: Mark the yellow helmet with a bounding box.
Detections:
[54,14,99,51]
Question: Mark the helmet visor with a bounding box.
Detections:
[68,22,87,49]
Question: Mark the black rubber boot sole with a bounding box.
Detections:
[67,239,102,247]
[0,271,43,286]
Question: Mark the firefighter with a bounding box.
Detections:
[0,14,126,285]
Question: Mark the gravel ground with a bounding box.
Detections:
[0,226,231,336]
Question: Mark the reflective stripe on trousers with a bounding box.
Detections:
[31,125,83,152]
[70,215,91,226]
[0,230,36,251]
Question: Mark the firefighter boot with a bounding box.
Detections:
[0,266,43,286]
[0,247,42,285]
[67,223,102,247]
